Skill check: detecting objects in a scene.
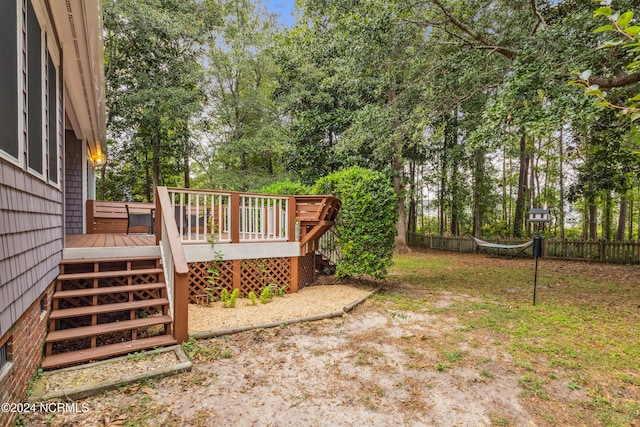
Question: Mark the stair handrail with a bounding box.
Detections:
[318,225,342,265]
[155,186,190,343]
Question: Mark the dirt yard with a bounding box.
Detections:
[22,250,640,427]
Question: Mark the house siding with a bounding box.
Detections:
[0,160,63,339]
[64,131,83,234]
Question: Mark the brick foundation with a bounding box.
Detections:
[0,282,53,427]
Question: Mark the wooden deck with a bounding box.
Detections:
[65,234,156,248]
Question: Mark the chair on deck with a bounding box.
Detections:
[174,205,208,236]
[125,204,155,234]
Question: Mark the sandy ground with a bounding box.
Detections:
[189,284,374,333]
[23,283,538,427]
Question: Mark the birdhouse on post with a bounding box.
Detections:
[528,208,550,223]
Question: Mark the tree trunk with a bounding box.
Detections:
[513,128,529,237]
[617,194,627,241]
[98,162,107,200]
[408,159,417,234]
[629,196,634,240]
[388,89,411,253]
[528,152,536,236]
[439,165,445,236]
[603,191,612,241]
[472,149,484,237]
[502,145,507,224]
[448,112,460,236]
[588,184,597,240]
[144,151,152,202]
[152,136,160,201]
[582,203,589,240]
[184,151,190,188]
[559,126,565,239]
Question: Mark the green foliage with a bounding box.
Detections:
[259,286,274,304]
[220,288,229,305]
[194,0,289,192]
[570,2,640,121]
[248,291,258,305]
[221,288,239,308]
[258,180,311,195]
[102,0,209,199]
[206,250,224,289]
[313,166,396,279]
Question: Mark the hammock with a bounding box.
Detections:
[471,236,533,257]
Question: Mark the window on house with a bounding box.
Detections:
[0,0,19,160]
[0,341,8,371]
[27,0,43,175]
[47,52,58,184]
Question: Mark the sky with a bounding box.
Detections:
[264,0,296,27]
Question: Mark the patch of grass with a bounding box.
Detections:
[488,414,511,427]
[435,362,449,372]
[289,393,311,408]
[355,349,382,366]
[442,349,467,364]
[127,349,153,362]
[480,369,494,379]
[372,292,429,311]
[389,251,640,424]
[181,337,233,362]
[567,380,581,391]
[519,373,549,400]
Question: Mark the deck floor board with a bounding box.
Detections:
[65,234,156,249]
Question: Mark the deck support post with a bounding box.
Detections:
[86,200,95,235]
[232,259,241,291]
[174,271,189,343]
[288,196,297,242]
[290,256,299,293]
[230,193,240,243]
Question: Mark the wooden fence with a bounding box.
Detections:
[407,233,640,264]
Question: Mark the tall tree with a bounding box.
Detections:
[279,0,431,252]
[103,0,211,200]
[195,0,288,191]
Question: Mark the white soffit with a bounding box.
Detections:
[49,0,106,156]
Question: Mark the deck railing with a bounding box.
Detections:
[155,187,189,343]
[167,188,292,243]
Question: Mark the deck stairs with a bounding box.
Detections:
[315,252,337,275]
[42,256,176,370]
[296,196,341,254]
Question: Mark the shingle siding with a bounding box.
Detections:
[0,160,63,339]
[64,131,84,235]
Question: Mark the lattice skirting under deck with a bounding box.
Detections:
[298,253,315,290]
[188,256,316,303]
[188,260,234,303]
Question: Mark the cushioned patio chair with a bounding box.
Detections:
[125,204,154,234]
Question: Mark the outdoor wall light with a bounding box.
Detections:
[92,152,106,167]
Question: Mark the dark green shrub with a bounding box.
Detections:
[313,166,396,279]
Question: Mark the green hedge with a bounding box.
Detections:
[314,166,396,279]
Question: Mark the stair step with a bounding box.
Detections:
[50,298,169,320]
[58,268,163,282]
[59,256,160,265]
[46,315,173,343]
[53,283,166,299]
[41,335,178,370]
